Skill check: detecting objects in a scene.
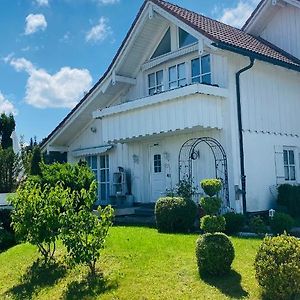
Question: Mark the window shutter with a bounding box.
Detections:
[274,145,285,184]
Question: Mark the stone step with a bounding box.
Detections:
[134,207,155,217]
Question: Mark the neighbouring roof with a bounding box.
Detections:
[41,0,300,149]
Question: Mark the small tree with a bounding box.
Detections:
[30,146,42,175]
[0,147,21,193]
[10,181,68,263]
[61,183,114,275]
[0,113,15,149]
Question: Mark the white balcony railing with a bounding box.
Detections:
[93,83,227,143]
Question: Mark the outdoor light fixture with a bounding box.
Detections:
[90,127,97,133]
[269,209,275,218]
[133,154,139,164]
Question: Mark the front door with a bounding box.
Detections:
[150,145,166,202]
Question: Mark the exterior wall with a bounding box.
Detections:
[233,56,300,212]
[261,5,300,59]
[108,128,230,204]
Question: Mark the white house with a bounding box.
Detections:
[41,0,300,214]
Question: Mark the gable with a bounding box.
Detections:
[260,5,300,59]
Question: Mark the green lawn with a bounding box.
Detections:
[0,226,263,300]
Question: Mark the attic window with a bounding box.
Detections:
[151,28,171,59]
[179,28,197,48]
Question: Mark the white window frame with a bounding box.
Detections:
[86,154,110,204]
[148,69,164,96]
[283,147,297,183]
[168,62,187,89]
[191,54,211,85]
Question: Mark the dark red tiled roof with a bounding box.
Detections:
[41,0,300,148]
[152,0,300,69]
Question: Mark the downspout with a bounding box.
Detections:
[235,57,255,215]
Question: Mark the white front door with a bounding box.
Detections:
[150,145,166,202]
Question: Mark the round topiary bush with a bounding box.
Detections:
[200,179,222,197]
[200,196,222,215]
[196,233,235,276]
[200,215,226,233]
[270,212,294,234]
[254,234,300,299]
[155,197,197,233]
[223,212,245,235]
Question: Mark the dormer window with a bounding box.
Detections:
[169,63,186,89]
[151,28,171,59]
[148,70,164,95]
[191,55,211,84]
[179,28,197,48]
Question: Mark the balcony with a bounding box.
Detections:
[93,83,228,143]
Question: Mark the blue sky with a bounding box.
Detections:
[0,0,259,143]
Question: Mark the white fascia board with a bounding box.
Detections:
[46,145,69,153]
[93,84,228,119]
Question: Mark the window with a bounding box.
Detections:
[86,154,110,203]
[154,154,162,173]
[151,28,171,59]
[148,70,164,96]
[179,28,197,48]
[283,148,296,181]
[191,55,211,85]
[100,155,110,202]
[169,63,186,89]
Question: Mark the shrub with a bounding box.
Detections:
[61,184,114,275]
[249,216,267,235]
[10,181,69,263]
[223,212,245,234]
[200,215,226,233]
[166,179,197,201]
[270,212,294,234]
[201,179,222,197]
[155,197,197,233]
[196,233,235,276]
[254,234,300,299]
[0,209,13,233]
[277,184,300,217]
[200,196,222,215]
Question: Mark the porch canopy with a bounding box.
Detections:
[93,83,227,143]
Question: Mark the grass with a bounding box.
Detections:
[0,226,263,300]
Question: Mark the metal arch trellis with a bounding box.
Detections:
[178,137,229,206]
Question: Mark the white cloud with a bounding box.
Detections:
[218,0,260,28]
[35,0,49,6]
[25,14,47,35]
[0,92,18,115]
[9,58,92,109]
[97,0,120,4]
[86,17,112,43]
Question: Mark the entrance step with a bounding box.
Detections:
[134,207,155,217]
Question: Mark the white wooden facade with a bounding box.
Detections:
[42,0,300,213]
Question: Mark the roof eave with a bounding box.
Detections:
[213,41,300,73]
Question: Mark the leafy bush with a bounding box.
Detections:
[254,234,300,299]
[61,183,114,275]
[270,212,294,234]
[166,179,197,201]
[155,197,197,233]
[10,181,69,262]
[223,212,245,234]
[249,216,267,235]
[200,215,226,233]
[200,196,221,215]
[0,209,13,233]
[201,179,222,197]
[277,184,300,217]
[196,233,235,276]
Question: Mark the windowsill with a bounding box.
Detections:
[93,83,228,119]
